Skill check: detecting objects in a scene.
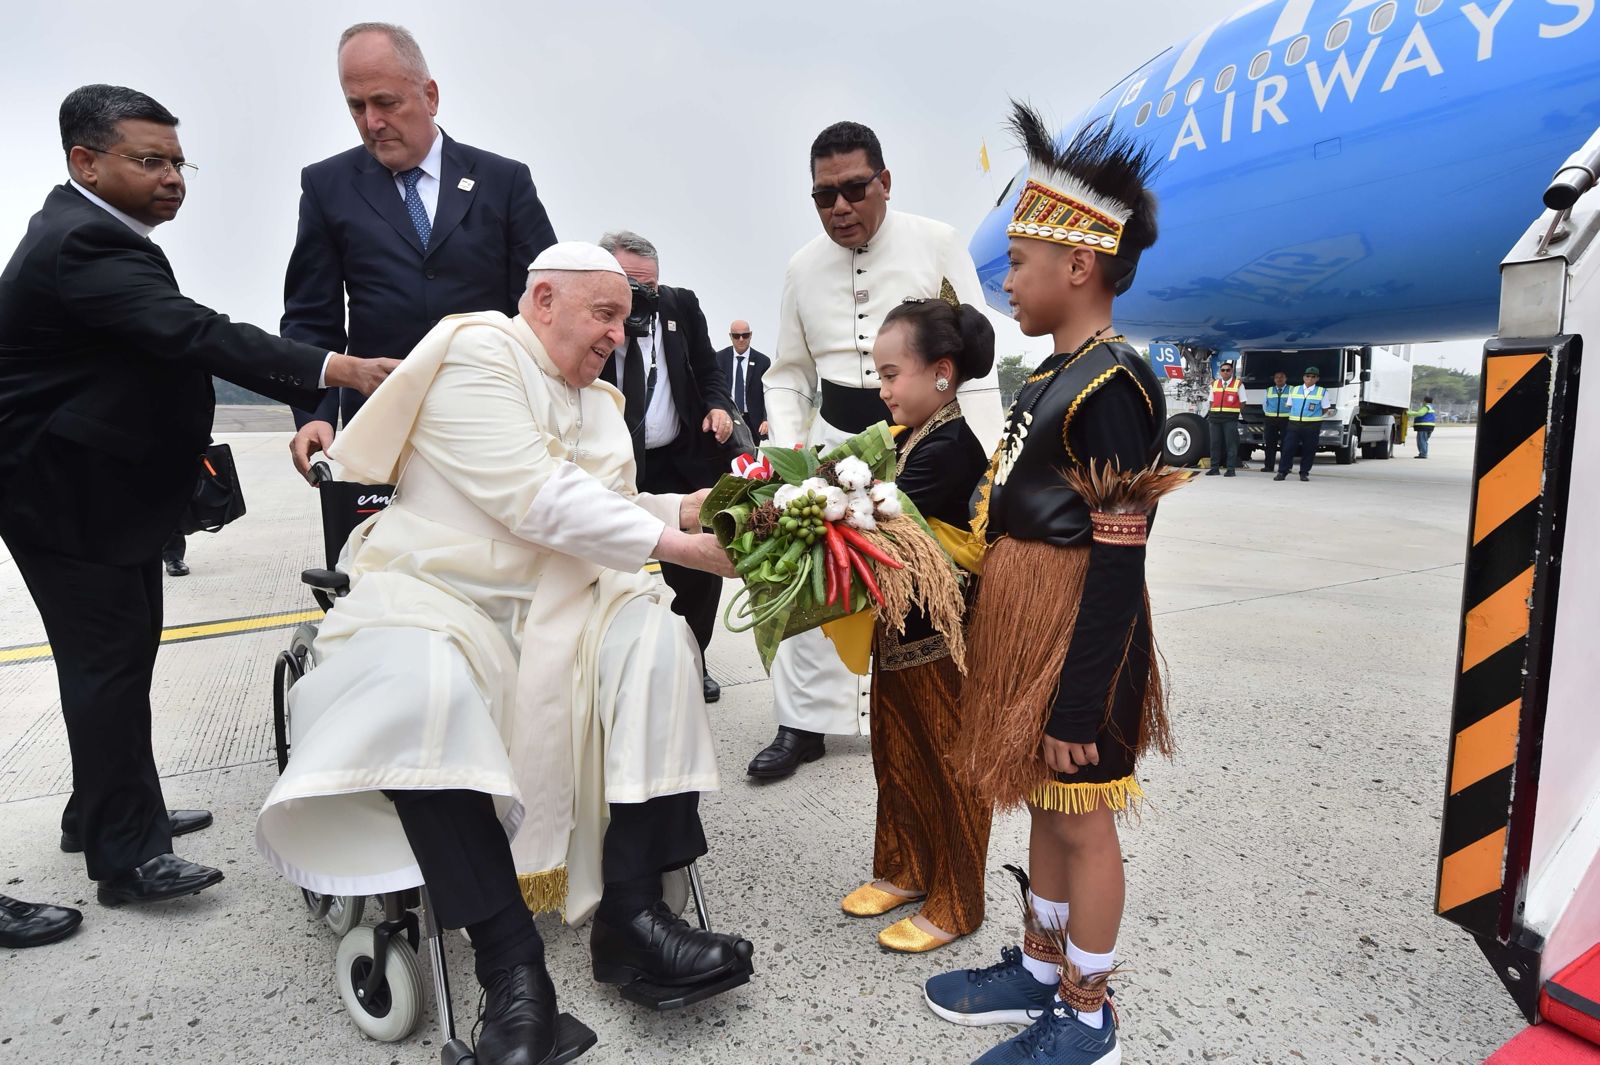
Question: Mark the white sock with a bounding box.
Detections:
[1065,939,1116,1029]
[1019,891,1069,985]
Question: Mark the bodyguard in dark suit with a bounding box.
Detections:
[0,85,394,934]
[285,22,557,474]
[716,321,770,442]
[597,231,737,703]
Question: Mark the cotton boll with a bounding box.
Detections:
[822,486,849,521]
[874,492,903,519]
[800,477,830,494]
[774,484,803,508]
[846,497,878,530]
[834,456,873,491]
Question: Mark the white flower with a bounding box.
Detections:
[834,456,873,491]
[871,482,903,518]
[846,497,878,530]
[773,484,803,508]
[800,477,830,494]
[822,486,849,521]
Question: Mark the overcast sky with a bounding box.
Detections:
[0,0,1485,373]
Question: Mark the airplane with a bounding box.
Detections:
[969,0,1600,350]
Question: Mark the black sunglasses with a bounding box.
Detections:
[730,332,751,340]
[810,169,884,209]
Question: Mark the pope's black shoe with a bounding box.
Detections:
[475,961,560,1065]
[591,901,753,989]
[96,853,223,906]
[746,726,824,780]
[62,808,213,854]
[702,670,721,704]
[0,894,83,948]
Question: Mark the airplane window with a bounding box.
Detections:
[1286,35,1310,64]
[1416,0,1443,13]
[1248,50,1271,79]
[1157,91,1175,117]
[1326,19,1351,50]
[1215,64,1236,93]
[1371,1,1397,33]
[1135,101,1153,127]
[1184,78,1204,106]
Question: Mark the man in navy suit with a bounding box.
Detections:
[716,321,770,442]
[285,22,557,474]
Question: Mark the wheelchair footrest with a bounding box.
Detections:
[616,961,753,1011]
[439,1014,596,1065]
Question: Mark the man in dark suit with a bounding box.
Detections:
[285,22,557,474]
[0,84,394,936]
[597,231,737,703]
[716,320,770,443]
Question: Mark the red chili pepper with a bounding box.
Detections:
[835,523,903,569]
[823,546,838,607]
[847,545,885,606]
[824,522,852,607]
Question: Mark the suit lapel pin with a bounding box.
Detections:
[667,320,677,332]
[458,177,475,191]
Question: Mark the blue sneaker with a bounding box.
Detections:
[971,1000,1119,1064]
[923,946,1057,1026]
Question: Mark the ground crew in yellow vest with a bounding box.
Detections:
[1409,394,1437,459]
[1274,367,1332,482]
[1259,369,1291,473]
[1206,359,1242,477]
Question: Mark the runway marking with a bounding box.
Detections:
[0,608,323,666]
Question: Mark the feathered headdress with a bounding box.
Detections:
[1005,100,1157,271]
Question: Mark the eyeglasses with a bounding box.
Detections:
[810,169,884,209]
[730,332,751,340]
[89,149,198,178]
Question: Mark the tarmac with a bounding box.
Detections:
[0,421,1521,1064]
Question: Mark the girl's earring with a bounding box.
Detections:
[935,377,950,392]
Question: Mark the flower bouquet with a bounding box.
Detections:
[699,423,967,672]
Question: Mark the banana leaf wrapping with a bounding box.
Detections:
[699,422,958,671]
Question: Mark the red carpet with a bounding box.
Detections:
[1486,1026,1600,1064]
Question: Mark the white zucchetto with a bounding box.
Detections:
[527,242,626,276]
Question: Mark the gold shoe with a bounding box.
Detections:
[878,916,960,953]
[840,882,923,917]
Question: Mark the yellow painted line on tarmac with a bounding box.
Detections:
[0,608,323,666]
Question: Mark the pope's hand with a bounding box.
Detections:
[290,420,335,480]
[653,528,736,578]
[326,354,401,396]
[703,408,733,444]
[758,421,769,439]
[680,488,712,530]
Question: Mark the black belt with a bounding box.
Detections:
[820,381,891,434]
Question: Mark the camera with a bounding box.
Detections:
[624,278,659,338]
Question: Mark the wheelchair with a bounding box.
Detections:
[270,463,730,1060]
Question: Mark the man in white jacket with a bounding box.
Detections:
[749,121,1002,780]
[256,243,753,1065]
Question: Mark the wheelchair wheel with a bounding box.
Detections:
[325,894,365,936]
[334,925,424,1043]
[272,622,318,773]
[301,889,333,921]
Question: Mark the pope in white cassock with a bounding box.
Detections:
[255,243,754,1065]
[748,121,1004,780]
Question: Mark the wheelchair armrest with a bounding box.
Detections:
[301,568,351,597]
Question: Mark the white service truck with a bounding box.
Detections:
[1154,345,1414,466]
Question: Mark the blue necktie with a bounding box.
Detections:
[399,167,431,251]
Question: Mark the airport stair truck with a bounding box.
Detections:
[1435,127,1600,1065]
[1149,345,1413,467]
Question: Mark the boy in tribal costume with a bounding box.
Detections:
[923,103,1185,1065]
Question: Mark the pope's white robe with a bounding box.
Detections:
[763,210,1004,735]
[255,311,718,924]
